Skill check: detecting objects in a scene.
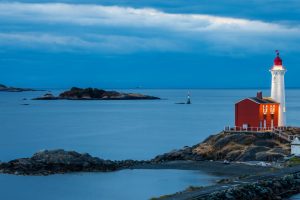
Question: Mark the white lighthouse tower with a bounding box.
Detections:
[270,50,287,126]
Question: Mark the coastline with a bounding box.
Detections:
[1,129,297,176]
[133,160,273,177]
[0,148,275,176]
[1,127,300,199]
[156,164,300,200]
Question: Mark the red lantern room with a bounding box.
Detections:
[274,50,282,66]
[235,92,279,130]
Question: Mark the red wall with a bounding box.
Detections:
[258,104,279,128]
[235,98,279,128]
[235,99,260,127]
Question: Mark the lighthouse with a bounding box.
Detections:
[234,51,288,130]
[270,50,287,127]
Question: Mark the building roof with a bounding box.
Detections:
[248,97,279,104]
[236,97,279,105]
[292,137,300,145]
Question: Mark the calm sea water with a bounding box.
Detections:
[1,89,300,199]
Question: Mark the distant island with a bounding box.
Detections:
[33,87,160,100]
[0,84,39,92]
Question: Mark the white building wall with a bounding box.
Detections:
[292,138,300,156]
[291,145,300,156]
[270,68,286,126]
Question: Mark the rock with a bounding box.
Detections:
[254,140,277,148]
[0,149,144,176]
[237,146,270,161]
[255,152,284,162]
[270,147,287,154]
[35,93,57,100]
[0,84,40,92]
[33,87,160,100]
[225,150,243,160]
[199,173,300,200]
[152,131,291,162]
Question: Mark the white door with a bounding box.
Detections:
[271,119,274,128]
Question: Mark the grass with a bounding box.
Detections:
[287,156,300,166]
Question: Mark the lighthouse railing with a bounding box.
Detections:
[224,126,297,142]
[224,126,289,133]
[224,126,274,132]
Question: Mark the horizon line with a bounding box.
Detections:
[19,87,300,90]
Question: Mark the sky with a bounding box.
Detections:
[0,0,300,89]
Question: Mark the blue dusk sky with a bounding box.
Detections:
[0,0,300,89]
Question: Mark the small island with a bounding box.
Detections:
[0,84,38,92]
[33,87,160,100]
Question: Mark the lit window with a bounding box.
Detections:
[270,105,275,114]
[263,105,268,115]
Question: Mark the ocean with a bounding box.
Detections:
[1,89,300,199]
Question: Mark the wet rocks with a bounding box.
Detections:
[35,93,58,100]
[33,87,160,100]
[0,149,143,176]
[151,146,203,163]
[198,173,300,200]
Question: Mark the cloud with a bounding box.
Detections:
[0,2,300,54]
[0,33,88,46]
[0,2,297,32]
[0,32,181,53]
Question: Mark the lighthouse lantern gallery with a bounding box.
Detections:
[235,51,287,130]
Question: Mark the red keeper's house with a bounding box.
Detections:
[235,92,279,130]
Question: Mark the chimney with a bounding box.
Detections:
[257,91,263,99]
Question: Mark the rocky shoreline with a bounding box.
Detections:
[199,173,300,200]
[2,129,300,200]
[0,149,146,175]
[152,129,300,163]
[33,87,160,100]
[0,149,273,177]
[3,149,300,200]
[2,120,297,200]
[157,167,300,200]
[1,129,300,176]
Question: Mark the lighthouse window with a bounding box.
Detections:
[270,105,275,114]
[263,105,268,115]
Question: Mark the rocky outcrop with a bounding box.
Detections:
[0,84,38,92]
[198,173,300,200]
[0,149,144,175]
[33,87,160,100]
[1,129,299,176]
[152,131,291,162]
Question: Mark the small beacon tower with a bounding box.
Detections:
[270,50,287,126]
